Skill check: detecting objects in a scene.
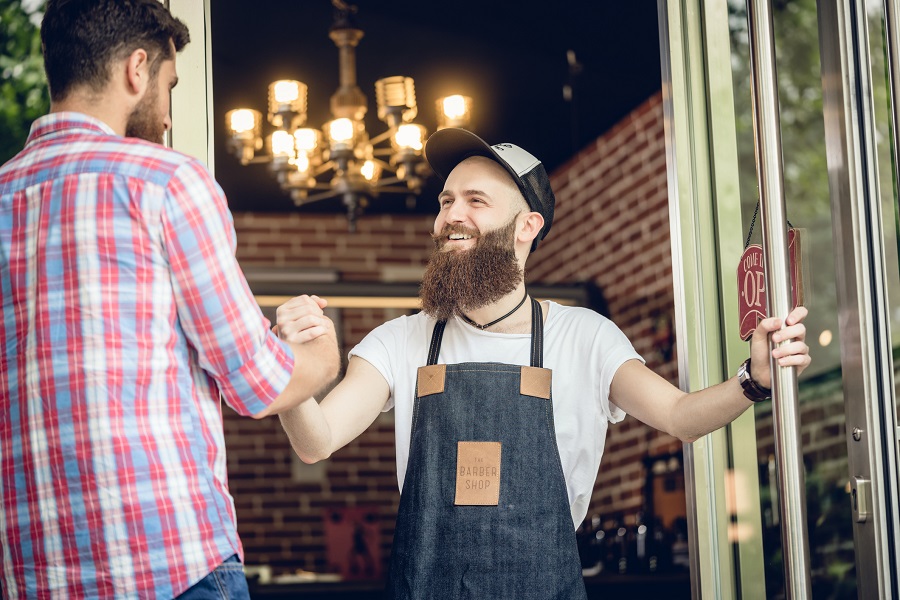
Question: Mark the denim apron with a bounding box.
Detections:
[387,298,587,599]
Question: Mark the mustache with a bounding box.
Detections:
[430,224,481,247]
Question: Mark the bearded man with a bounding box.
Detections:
[0,1,340,597]
[274,128,811,599]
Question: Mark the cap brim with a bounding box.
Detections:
[424,128,523,189]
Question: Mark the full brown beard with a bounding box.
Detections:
[125,79,165,143]
[419,217,523,321]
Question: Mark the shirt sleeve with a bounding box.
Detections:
[161,158,294,416]
[595,318,645,424]
[348,316,408,412]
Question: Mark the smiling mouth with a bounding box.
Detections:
[440,233,477,252]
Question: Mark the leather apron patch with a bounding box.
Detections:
[520,366,551,399]
[417,364,446,397]
[454,441,501,506]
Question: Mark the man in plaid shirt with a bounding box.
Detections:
[0,1,340,598]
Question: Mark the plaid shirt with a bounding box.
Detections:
[0,113,294,598]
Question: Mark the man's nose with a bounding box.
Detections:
[444,201,467,223]
[163,114,172,132]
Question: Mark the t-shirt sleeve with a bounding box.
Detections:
[349,316,409,412]
[596,318,645,424]
[161,159,294,417]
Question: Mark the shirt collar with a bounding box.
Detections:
[27,112,118,145]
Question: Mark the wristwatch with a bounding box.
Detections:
[737,358,771,402]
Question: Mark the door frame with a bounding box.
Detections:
[166,0,216,169]
[657,1,764,597]
[816,0,900,596]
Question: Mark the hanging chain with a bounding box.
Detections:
[332,0,357,13]
[744,202,761,249]
[744,199,794,249]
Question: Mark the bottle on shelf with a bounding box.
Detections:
[632,511,649,574]
[577,514,606,576]
[648,516,671,573]
[616,514,631,574]
[602,515,622,575]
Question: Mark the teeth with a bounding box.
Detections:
[449,234,472,240]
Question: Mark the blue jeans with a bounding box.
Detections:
[176,555,250,600]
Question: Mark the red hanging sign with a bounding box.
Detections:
[737,228,804,341]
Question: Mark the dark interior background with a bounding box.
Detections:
[211,0,663,216]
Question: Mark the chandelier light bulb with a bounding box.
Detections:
[360,160,380,182]
[436,95,472,130]
[269,130,296,158]
[228,109,260,134]
[273,80,301,104]
[393,123,425,151]
[375,76,418,126]
[268,80,308,128]
[293,152,311,174]
[294,128,321,153]
[328,118,356,143]
[442,95,467,120]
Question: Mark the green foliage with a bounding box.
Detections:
[0,0,49,165]
[728,0,842,382]
[729,0,830,224]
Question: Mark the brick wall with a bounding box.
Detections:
[231,212,436,281]
[225,91,681,575]
[529,93,681,513]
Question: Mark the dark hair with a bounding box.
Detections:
[41,0,190,102]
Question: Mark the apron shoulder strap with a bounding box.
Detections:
[530,297,544,368]
[427,319,447,366]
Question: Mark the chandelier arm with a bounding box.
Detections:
[299,182,335,191]
[372,157,394,171]
[298,188,344,203]
[367,127,397,146]
[372,185,417,193]
[280,181,333,193]
[313,163,335,177]
[371,148,396,157]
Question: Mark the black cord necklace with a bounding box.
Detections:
[459,290,529,330]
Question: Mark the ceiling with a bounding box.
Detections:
[210,0,663,215]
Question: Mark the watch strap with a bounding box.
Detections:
[738,358,771,402]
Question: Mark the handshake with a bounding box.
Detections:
[254,294,343,420]
[273,294,336,346]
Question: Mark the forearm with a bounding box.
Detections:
[612,309,810,444]
[253,335,341,419]
[277,356,391,465]
[278,397,334,463]
[668,377,753,442]
[611,361,754,443]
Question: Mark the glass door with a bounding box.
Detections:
[727,0,850,596]
[815,0,900,596]
[659,0,900,597]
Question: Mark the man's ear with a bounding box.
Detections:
[124,48,150,97]
[517,211,545,245]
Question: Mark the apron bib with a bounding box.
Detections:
[387,298,587,599]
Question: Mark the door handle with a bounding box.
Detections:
[850,476,871,523]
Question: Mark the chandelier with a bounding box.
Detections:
[224,1,473,229]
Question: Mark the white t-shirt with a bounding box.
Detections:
[349,301,644,527]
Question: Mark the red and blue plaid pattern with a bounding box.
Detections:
[0,113,294,598]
